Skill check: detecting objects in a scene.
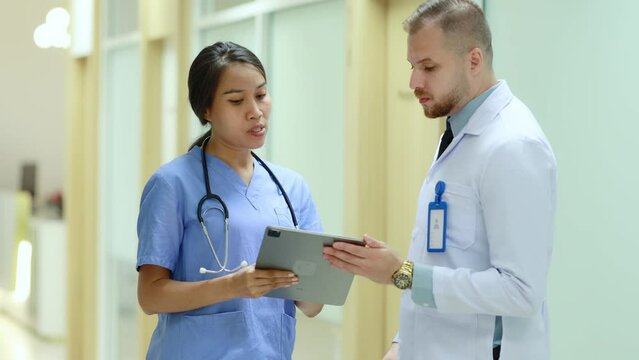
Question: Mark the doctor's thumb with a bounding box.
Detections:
[363,234,385,248]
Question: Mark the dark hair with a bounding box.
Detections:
[403,0,493,67]
[187,41,267,150]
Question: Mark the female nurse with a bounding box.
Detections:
[136,41,324,359]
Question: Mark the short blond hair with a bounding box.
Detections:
[403,0,493,67]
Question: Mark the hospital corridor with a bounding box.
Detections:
[1,0,638,359]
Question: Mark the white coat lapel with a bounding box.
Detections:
[429,81,514,170]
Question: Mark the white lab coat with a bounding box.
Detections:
[399,81,557,360]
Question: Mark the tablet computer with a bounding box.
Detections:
[255,226,364,306]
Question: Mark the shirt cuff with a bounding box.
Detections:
[411,263,436,308]
[392,332,400,343]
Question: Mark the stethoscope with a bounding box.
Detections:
[198,136,298,274]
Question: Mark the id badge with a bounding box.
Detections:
[427,181,447,253]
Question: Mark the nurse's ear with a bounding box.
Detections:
[203,107,214,124]
[202,113,215,133]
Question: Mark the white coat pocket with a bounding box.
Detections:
[443,182,477,250]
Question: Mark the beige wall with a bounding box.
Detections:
[0,0,66,203]
[383,0,444,344]
[66,0,100,357]
[344,0,442,357]
[343,0,388,356]
[138,1,189,357]
[66,0,188,358]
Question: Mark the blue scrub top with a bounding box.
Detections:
[137,146,323,360]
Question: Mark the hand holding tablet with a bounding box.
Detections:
[255,226,364,305]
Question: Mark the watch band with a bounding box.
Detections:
[392,260,414,289]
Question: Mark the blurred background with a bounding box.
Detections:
[0,0,637,359]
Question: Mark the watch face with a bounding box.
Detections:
[394,273,411,289]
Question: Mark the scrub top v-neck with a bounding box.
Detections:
[137,146,322,359]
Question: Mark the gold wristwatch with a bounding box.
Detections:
[391,260,414,290]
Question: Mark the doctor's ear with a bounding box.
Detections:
[468,47,483,75]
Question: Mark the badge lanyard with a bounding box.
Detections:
[427,181,447,252]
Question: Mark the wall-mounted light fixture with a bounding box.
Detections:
[33,7,71,49]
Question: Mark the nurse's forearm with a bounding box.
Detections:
[295,301,323,318]
[138,264,240,314]
[139,275,237,315]
[138,264,298,314]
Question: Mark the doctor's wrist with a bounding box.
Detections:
[391,260,414,290]
[387,257,404,283]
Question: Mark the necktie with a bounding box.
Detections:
[437,119,453,159]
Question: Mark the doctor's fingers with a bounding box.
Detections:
[324,247,369,267]
[363,234,386,248]
[323,253,365,276]
[331,241,373,259]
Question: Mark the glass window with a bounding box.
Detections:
[100,43,141,360]
[106,0,139,37]
[199,18,256,52]
[191,19,257,142]
[267,0,344,235]
[199,0,254,15]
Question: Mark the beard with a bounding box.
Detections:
[418,76,468,119]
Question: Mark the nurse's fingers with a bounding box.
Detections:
[253,269,297,279]
[250,278,299,294]
[242,277,298,297]
[251,277,299,287]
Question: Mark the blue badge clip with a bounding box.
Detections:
[427,181,447,253]
[434,181,446,204]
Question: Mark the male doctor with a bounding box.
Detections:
[323,1,557,359]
